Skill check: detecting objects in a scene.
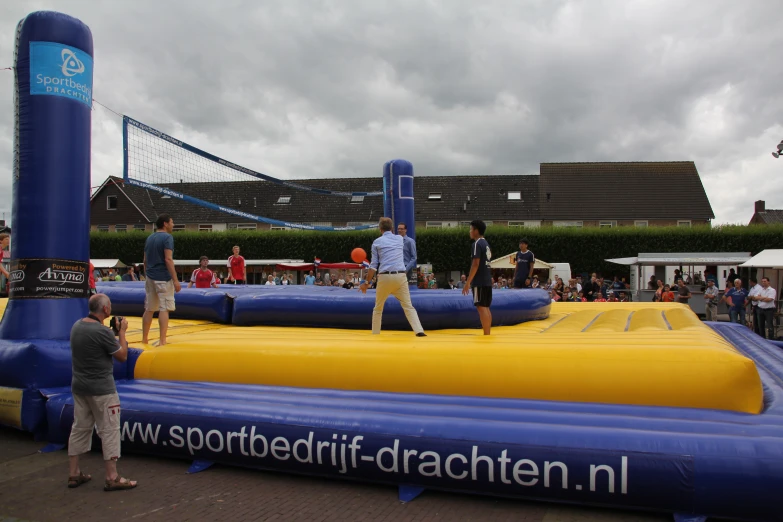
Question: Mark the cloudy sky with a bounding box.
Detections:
[1,0,782,225]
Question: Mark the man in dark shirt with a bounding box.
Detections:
[726,268,738,288]
[677,282,692,305]
[68,294,136,491]
[512,239,535,289]
[463,220,493,335]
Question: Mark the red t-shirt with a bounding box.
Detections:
[661,291,675,303]
[227,255,245,281]
[89,262,96,289]
[191,268,217,289]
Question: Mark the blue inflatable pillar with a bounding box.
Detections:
[382,160,415,240]
[0,12,93,340]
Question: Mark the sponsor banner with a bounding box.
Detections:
[9,258,89,299]
[29,41,93,108]
[0,387,23,429]
[80,408,695,511]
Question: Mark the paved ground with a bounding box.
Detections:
[0,427,674,522]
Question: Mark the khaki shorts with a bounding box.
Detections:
[68,392,122,460]
[145,277,176,312]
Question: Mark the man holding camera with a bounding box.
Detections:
[67,294,137,491]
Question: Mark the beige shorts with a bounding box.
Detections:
[68,392,122,460]
[145,277,176,312]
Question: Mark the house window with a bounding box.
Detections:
[276,196,291,205]
[229,223,257,230]
[172,224,186,232]
[677,220,692,228]
[97,225,109,232]
[347,222,376,227]
[553,221,583,228]
[270,226,288,231]
[459,221,472,227]
[427,193,442,201]
[634,221,648,228]
[507,191,521,200]
[199,224,213,233]
[115,224,127,233]
[134,224,146,231]
[106,196,118,210]
[161,195,171,199]
[508,221,525,227]
[350,195,364,204]
[426,221,442,229]
[599,221,614,228]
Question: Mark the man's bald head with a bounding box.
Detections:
[88,294,111,315]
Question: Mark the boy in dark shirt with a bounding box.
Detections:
[512,239,535,288]
[463,220,493,335]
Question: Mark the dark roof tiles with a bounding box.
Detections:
[539,162,715,220]
[754,210,783,225]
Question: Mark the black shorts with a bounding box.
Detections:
[232,279,246,285]
[512,279,527,289]
[472,286,493,308]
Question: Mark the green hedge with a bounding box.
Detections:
[91,225,783,276]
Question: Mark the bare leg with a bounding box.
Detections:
[158,310,169,346]
[477,306,492,335]
[69,455,80,477]
[141,310,154,344]
[105,458,118,481]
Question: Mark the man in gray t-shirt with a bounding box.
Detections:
[67,294,137,492]
[703,279,719,322]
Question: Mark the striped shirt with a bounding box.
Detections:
[370,232,406,273]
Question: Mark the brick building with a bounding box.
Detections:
[90,161,714,232]
[748,200,783,225]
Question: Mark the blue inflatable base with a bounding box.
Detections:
[98,284,234,323]
[96,283,552,330]
[36,322,783,521]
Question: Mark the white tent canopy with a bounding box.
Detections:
[493,253,553,270]
[606,252,751,266]
[740,250,783,269]
[90,259,127,269]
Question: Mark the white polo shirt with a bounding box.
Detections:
[757,286,777,310]
[748,284,762,306]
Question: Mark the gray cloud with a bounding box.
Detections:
[1,0,782,224]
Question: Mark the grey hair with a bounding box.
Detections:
[88,294,110,313]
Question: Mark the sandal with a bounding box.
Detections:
[104,476,138,491]
[67,471,91,488]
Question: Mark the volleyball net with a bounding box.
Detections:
[122,116,381,231]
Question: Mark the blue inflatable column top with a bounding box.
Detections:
[382,160,415,240]
[0,11,93,340]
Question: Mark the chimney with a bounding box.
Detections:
[755,200,766,213]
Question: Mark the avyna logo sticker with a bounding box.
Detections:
[29,42,93,107]
[38,263,86,286]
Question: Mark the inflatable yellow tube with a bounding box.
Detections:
[133,303,764,414]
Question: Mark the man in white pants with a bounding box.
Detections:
[360,217,426,336]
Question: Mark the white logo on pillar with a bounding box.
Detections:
[60,49,85,77]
